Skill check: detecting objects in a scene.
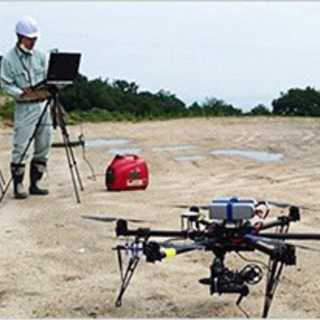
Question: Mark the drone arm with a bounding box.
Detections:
[248,240,275,257]
[116,219,190,239]
[258,233,320,240]
[257,219,290,231]
[145,241,202,262]
[161,247,197,258]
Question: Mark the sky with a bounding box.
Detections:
[1,1,320,111]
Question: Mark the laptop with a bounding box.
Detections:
[33,52,81,89]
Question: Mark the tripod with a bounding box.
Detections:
[0,167,6,197]
[0,85,84,203]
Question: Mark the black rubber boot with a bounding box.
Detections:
[10,163,28,199]
[29,160,49,195]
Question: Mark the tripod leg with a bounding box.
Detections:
[66,140,84,191]
[0,168,5,185]
[61,132,81,203]
[0,168,5,193]
[0,99,52,202]
[58,102,84,191]
[0,178,11,202]
[0,170,4,195]
[54,97,84,203]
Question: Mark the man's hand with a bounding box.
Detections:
[21,87,51,101]
[34,89,52,100]
[21,87,34,98]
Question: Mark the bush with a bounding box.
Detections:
[0,100,14,122]
[68,109,114,124]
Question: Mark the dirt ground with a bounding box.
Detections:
[0,117,320,318]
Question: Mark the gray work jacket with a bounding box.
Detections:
[0,45,47,101]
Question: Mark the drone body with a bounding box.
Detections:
[113,197,320,318]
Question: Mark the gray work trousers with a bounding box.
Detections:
[12,101,52,165]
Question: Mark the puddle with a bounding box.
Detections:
[152,145,196,152]
[210,149,283,162]
[85,138,132,148]
[108,148,142,155]
[174,155,206,162]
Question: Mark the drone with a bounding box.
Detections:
[111,197,320,318]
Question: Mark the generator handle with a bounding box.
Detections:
[122,154,139,160]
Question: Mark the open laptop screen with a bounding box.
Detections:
[46,52,81,85]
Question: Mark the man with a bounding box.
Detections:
[0,16,52,199]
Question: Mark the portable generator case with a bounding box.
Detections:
[106,154,149,191]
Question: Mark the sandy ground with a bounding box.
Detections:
[0,117,320,318]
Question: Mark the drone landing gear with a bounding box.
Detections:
[262,224,296,318]
[114,243,142,307]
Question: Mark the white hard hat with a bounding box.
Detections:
[15,16,39,38]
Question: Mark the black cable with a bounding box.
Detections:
[78,125,97,181]
[236,252,269,270]
[51,124,97,181]
[237,303,250,319]
[87,173,104,181]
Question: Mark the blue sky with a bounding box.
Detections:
[1,1,320,111]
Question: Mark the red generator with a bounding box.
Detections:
[106,154,149,191]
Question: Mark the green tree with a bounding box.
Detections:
[202,97,242,116]
[188,102,204,116]
[249,104,271,116]
[272,87,320,116]
[113,80,139,94]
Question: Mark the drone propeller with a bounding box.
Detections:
[174,202,297,210]
[82,215,149,224]
[294,244,320,253]
[169,200,314,212]
[267,201,297,209]
[170,204,210,210]
[267,200,315,211]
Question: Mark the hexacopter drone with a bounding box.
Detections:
[112,197,320,318]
